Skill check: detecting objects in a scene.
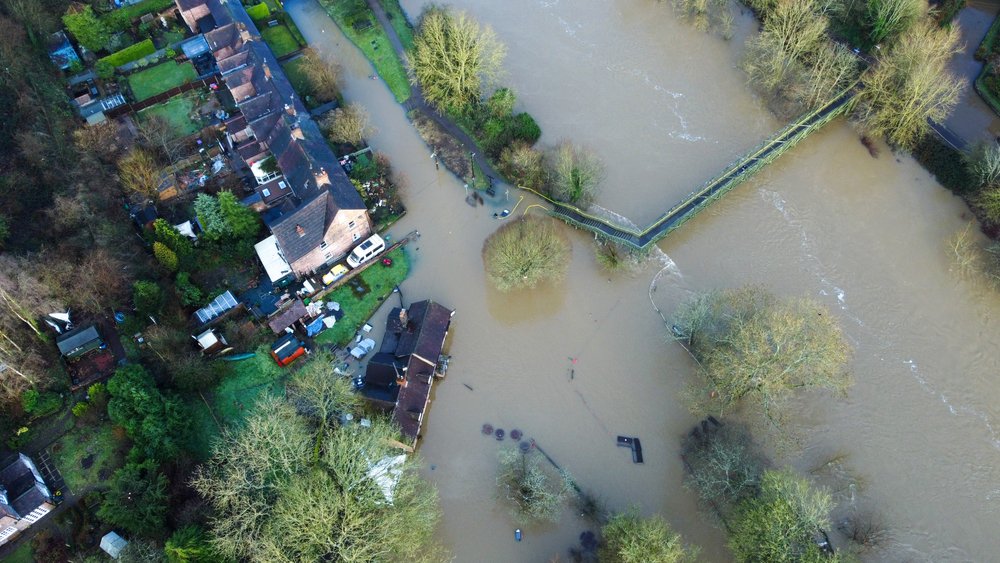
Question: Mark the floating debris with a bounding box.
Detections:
[463,383,474,391]
[518,440,531,453]
[510,429,523,441]
[482,423,494,435]
[495,428,505,441]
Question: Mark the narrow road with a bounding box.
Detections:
[362,0,506,186]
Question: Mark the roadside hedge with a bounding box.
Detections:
[99,38,156,68]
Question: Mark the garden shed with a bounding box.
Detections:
[55,325,104,360]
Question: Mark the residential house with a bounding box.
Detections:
[55,324,104,360]
[176,0,372,279]
[0,454,56,546]
[361,300,455,446]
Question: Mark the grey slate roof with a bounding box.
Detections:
[268,190,334,264]
[395,301,454,362]
[55,325,102,358]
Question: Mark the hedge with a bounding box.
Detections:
[99,38,156,68]
[101,0,176,31]
[246,2,271,21]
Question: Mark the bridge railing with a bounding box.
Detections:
[519,80,858,250]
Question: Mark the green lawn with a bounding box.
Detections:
[380,0,414,50]
[315,248,410,346]
[6,543,33,563]
[261,24,300,58]
[128,60,198,101]
[51,422,127,493]
[137,92,200,138]
[282,56,310,97]
[320,0,411,102]
[187,345,288,458]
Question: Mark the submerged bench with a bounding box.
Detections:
[617,436,643,464]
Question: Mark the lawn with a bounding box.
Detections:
[187,345,287,458]
[282,56,310,97]
[51,422,127,494]
[315,247,410,346]
[128,60,198,101]
[380,0,414,50]
[6,543,33,563]
[320,0,411,102]
[261,24,300,58]
[137,92,200,138]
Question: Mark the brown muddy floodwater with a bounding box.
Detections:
[286,0,1000,560]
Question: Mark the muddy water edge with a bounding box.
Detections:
[285,0,1000,560]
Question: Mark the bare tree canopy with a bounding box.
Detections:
[852,20,961,150]
[482,216,571,292]
[547,141,604,206]
[320,102,376,146]
[193,396,444,562]
[117,148,162,199]
[409,7,506,111]
[672,285,852,423]
[600,508,698,563]
[298,47,340,103]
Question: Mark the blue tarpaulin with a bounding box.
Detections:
[306,316,326,337]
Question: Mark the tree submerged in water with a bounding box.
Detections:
[599,507,698,563]
[482,216,571,292]
[496,448,573,522]
[672,285,852,424]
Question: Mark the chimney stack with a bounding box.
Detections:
[295,224,305,237]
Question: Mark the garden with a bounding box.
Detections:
[314,247,410,346]
[246,1,307,59]
[261,24,301,58]
[137,90,203,138]
[127,60,198,101]
[186,346,286,459]
[320,0,412,102]
[51,421,128,494]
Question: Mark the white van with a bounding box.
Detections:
[346,234,386,268]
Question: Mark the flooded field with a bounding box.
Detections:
[286,0,1000,560]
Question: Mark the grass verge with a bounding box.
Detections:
[51,421,127,493]
[380,0,414,50]
[128,60,198,101]
[6,543,33,563]
[314,247,410,346]
[319,0,411,102]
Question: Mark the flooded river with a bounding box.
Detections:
[286,0,1000,560]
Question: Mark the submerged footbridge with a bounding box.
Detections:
[534,84,859,250]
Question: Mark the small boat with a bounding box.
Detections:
[514,529,522,542]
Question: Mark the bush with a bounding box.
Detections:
[102,0,176,32]
[482,216,571,292]
[95,60,115,80]
[175,271,203,307]
[133,280,164,316]
[154,242,179,272]
[98,38,156,68]
[246,2,271,21]
[22,390,63,418]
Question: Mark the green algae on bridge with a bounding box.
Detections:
[533,84,859,250]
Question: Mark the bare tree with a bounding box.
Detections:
[547,141,604,206]
[672,285,853,424]
[320,102,376,146]
[298,48,340,103]
[499,141,546,190]
[853,20,962,150]
[496,448,573,522]
[482,217,571,292]
[409,6,507,111]
[138,115,183,164]
[73,121,125,163]
[865,0,925,46]
[117,148,162,199]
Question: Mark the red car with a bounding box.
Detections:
[271,333,306,367]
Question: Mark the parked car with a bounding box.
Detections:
[271,333,306,367]
[322,264,349,285]
[346,234,386,269]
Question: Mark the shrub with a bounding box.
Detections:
[95,60,115,80]
[154,242,179,272]
[133,280,164,315]
[911,136,975,193]
[246,2,271,21]
[499,142,546,189]
[63,5,111,52]
[175,272,203,307]
[482,216,571,292]
[22,390,63,418]
[98,38,156,68]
